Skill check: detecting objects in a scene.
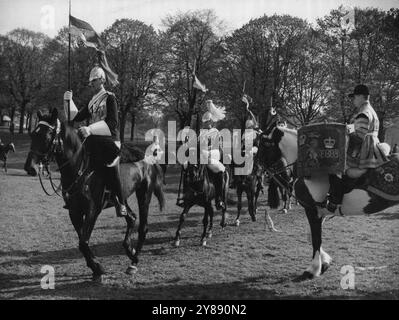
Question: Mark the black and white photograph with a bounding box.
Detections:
[0,0,398,302]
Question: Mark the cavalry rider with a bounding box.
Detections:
[230,95,260,188]
[325,84,388,214]
[63,66,127,217]
[199,100,226,210]
[241,95,260,158]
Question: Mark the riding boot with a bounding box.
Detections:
[326,174,344,213]
[106,165,127,217]
[63,191,70,209]
[214,171,226,211]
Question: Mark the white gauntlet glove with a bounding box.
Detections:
[78,126,91,138]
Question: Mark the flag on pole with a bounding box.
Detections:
[193,75,208,93]
[69,15,104,49]
[340,5,355,32]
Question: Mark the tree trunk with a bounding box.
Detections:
[10,106,16,135]
[19,102,27,134]
[27,112,33,133]
[130,112,136,141]
[120,110,127,143]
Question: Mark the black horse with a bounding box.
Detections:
[25,109,165,280]
[174,163,229,247]
[0,141,15,173]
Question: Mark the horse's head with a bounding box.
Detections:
[257,126,284,169]
[24,108,59,176]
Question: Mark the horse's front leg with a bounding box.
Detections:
[254,181,262,219]
[235,185,243,226]
[123,202,138,275]
[204,205,214,244]
[70,203,105,281]
[129,188,152,270]
[201,206,210,246]
[246,188,256,222]
[174,201,193,247]
[303,206,323,279]
[4,160,7,173]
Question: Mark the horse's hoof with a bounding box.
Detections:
[280,209,288,214]
[126,265,138,275]
[201,240,207,247]
[269,227,280,232]
[92,274,104,283]
[251,216,257,222]
[235,219,240,227]
[174,240,180,247]
[302,271,314,280]
[321,263,330,275]
[207,233,212,239]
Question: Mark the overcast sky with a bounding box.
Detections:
[0,0,398,37]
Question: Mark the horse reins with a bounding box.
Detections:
[33,120,87,198]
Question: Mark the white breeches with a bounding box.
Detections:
[201,149,225,173]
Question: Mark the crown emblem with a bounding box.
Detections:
[324,137,336,149]
[299,134,307,146]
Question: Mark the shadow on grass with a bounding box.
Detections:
[1,271,398,300]
[374,212,399,220]
[0,234,182,268]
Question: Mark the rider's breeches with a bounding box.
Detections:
[200,149,225,173]
[85,135,120,169]
[105,165,124,204]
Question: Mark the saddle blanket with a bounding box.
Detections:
[367,155,399,201]
[297,123,347,177]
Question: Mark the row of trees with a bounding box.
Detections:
[0,6,398,140]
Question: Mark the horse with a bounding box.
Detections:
[24,108,165,280]
[232,132,279,231]
[0,141,15,173]
[174,162,229,247]
[258,136,296,214]
[257,121,399,279]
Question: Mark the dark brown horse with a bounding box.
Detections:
[25,108,165,280]
[0,141,15,173]
[174,163,229,247]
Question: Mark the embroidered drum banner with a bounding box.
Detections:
[297,123,348,177]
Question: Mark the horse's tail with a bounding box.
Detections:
[268,178,280,209]
[153,163,165,211]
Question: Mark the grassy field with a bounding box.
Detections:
[0,130,398,300]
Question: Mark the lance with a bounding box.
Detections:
[67,0,71,124]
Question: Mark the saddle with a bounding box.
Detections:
[64,141,145,209]
[177,164,227,207]
[366,154,399,200]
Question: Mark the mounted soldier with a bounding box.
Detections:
[199,100,227,210]
[63,65,127,217]
[325,84,389,214]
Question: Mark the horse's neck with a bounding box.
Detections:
[58,130,84,178]
[279,128,298,165]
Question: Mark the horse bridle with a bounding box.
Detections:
[29,120,66,196]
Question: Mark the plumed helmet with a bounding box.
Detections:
[245,119,255,129]
[202,100,226,122]
[89,66,106,82]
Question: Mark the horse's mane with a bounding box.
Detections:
[63,125,82,154]
[277,125,297,136]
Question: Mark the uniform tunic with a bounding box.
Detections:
[73,88,120,168]
[349,101,387,169]
[199,127,225,173]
